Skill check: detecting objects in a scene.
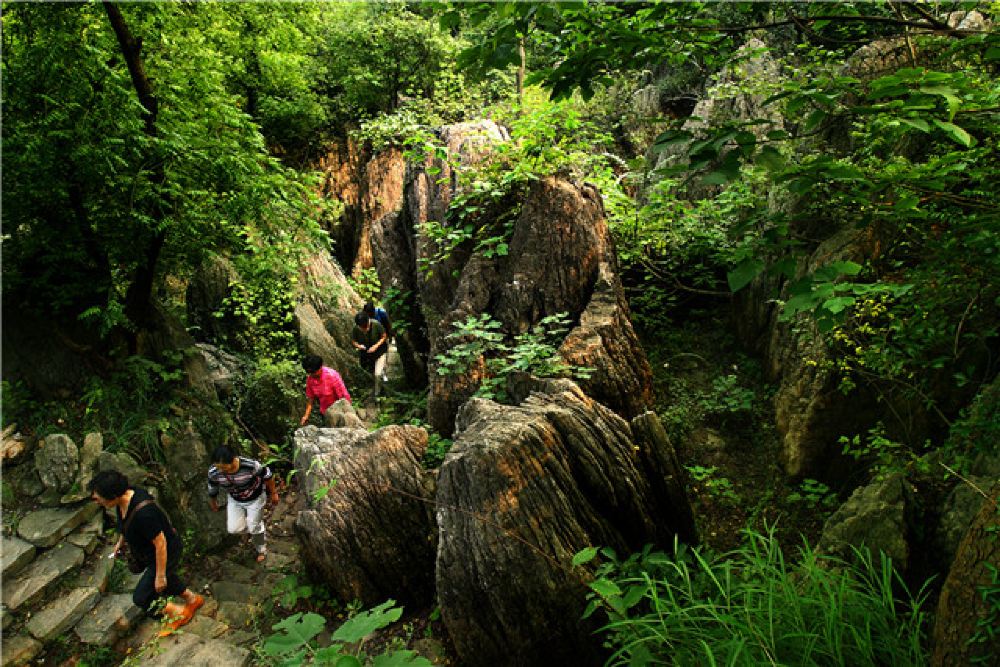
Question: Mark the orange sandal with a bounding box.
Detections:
[157,594,204,637]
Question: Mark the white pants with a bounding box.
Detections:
[375,355,387,378]
[226,493,267,552]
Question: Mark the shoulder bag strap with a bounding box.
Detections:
[121,499,155,535]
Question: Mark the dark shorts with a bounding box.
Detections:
[133,559,186,616]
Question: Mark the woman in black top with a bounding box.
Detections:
[89,470,204,635]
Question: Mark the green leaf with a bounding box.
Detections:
[932,119,973,147]
[898,118,930,132]
[589,578,622,598]
[822,296,855,314]
[727,259,765,292]
[756,145,784,171]
[372,650,435,667]
[572,547,599,566]
[919,85,960,120]
[331,601,403,643]
[264,613,326,656]
[335,656,364,667]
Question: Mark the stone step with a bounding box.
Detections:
[16,503,99,548]
[0,635,42,667]
[1,543,84,611]
[0,535,36,578]
[74,593,143,645]
[142,632,251,667]
[25,586,100,643]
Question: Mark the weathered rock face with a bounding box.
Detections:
[293,425,436,606]
[817,473,912,573]
[186,255,242,347]
[436,379,696,667]
[194,343,244,399]
[561,262,655,417]
[765,230,881,479]
[156,424,228,552]
[931,482,1000,667]
[425,177,653,435]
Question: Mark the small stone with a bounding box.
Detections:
[0,425,29,466]
[68,530,101,554]
[143,633,251,667]
[0,634,42,667]
[217,560,257,584]
[2,543,85,611]
[74,593,142,645]
[215,601,255,629]
[412,637,448,664]
[1,536,36,577]
[16,470,44,497]
[185,613,230,640]
[17,503,99,547]
[25,586,100,642]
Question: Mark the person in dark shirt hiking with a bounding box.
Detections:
[352,311,387,396]
[207,446,279,563]
[90,470,204,636]
[363,302,392,383]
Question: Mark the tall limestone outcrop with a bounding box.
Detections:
[436,378,696,666]
[420,174,654,436]
[293,424,436,606]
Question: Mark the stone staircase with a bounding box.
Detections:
[1,494,303,666]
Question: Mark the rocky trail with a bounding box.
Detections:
[1,488,304,667]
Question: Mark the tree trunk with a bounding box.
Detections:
[103,2,166,346]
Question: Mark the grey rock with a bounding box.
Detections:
[96,450,148,485]
[210,580,258,604]
[221,629,256,646]
[0,635,42,667]
[324,398,364,428]
[0,426,30,466]
[68,530,101,554]
[217,560,257,584]
[818,473,911,572]
[144,632,251,667]
[215,600,255,629]
[194,343,244,398]
[73,593,142,645]
[2,543,85,610]
[1,536,36,577]
[17,502,99,548]
[34,433,79,493]
[938,476,994,567]
[16,470,44,497]
[78,556,114,593]
[61,432,103,503]
[25,586,100,642]
[185,613,230,640]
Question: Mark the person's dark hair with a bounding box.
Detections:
[363,303,376,317]
[89,469,129,500]
[212,446,237,465]
[355,312,369,327]
[302,355,322,373]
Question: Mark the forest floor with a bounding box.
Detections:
[638,306,830,555]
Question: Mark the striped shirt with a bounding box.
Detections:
[207,457,272,502]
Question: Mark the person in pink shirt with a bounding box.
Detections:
[299,355,351,426]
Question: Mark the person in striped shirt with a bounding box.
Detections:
[207,447,279,563]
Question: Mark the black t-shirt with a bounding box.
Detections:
[116,488,182,566]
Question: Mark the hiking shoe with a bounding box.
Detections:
[256,548,267,563]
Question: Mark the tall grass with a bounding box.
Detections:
[581,528,930,666]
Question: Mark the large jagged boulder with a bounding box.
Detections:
[817,473,912,573]
[425,177,653,436]
[34,434,79,496]
[436,379,696,667]
[293,425,436,606]
[316,138,366,271]
[931,481,1000,667]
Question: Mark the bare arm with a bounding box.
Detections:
[152,531,168,592]
[300,399,313,425]
[266,477,279,504]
